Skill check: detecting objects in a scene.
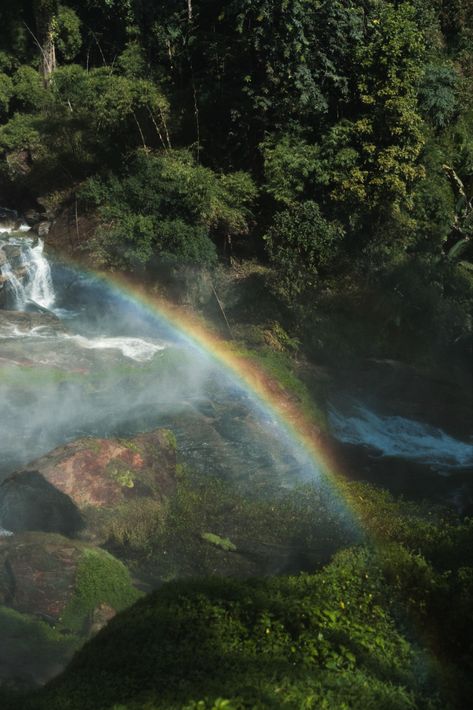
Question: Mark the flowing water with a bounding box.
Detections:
[0,223,472,503]
[329,401,473,470]
[24,239,56,309]
[0,229,55,310]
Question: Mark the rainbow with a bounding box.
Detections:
[64,264,364,533]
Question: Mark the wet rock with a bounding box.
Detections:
[14,265,28,281]
[2,243,22,261]
[0,249,7,266]
[0,533,84,623]
[36,221,51,237]
[89,602,116,635]
[0,309,65,334]
[24,209,42,225]
[0,218,16,232]
[0,471,84,537]
[0,430,177,542]
[0,532,136,624]
[0,531,139,685]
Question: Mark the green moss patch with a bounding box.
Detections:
[60,548,141,632]
[23,545,454,710]
[0,605,78,678]
[201,532,237,552]
[230,343,328,431]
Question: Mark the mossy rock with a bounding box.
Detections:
[0,531,140,687]
[0,605,78,688]
[0,532,140,633]
[20,547,449,710]
[0,429,178,543]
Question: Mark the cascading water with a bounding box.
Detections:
[0,228,55,310]
[0,261,26,309]
[24,239,55,309]
[329,401,473,470]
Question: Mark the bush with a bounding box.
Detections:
[264,201,344,298]
[82,150,255,269]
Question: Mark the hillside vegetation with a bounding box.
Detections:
[0,1,472,365]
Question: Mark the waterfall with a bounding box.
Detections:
[0,230,55,312]
[0,262,26,310]
[24,239,55,309]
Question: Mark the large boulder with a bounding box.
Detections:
[0,532,139,627]
[0,471,84,537]
[0,430,177,542]
[0,531,140,685]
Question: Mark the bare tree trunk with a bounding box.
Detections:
[147,106,167,150]
[43,30,56,84]
[33,0,58,86]
[186,0,200,160]
[132,112,148,151]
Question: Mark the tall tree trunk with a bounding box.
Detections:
[34,0,58,86]
[186,0,200,160]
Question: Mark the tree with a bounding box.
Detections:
[33,0,59,84]
[264,201,344,298]
[81,149,256,269]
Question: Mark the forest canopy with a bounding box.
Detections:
[0,0,471,357]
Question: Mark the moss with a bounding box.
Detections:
[163,429,177,451]
[60,548,141,632]
[83,438,104,454]
[119,440,140,453]
[230,343,328,431]
[105,498,163,551]
[108,467,135,488]
[175,463,186,479]
[201,532,237,552]
[132,472,354,584]
[0,605,78,666]
[24,546,453,710]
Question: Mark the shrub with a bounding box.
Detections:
[264,201,344,298]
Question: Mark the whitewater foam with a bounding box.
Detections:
[66,335,167,362]
[24,239,55,309]
[329,402,473,470]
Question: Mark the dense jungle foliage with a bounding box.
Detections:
[0,0,472,364]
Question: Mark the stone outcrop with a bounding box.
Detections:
[0,533,92,623]
[0,531,139,686]
[0,429,177,542]
[0,471,84,537]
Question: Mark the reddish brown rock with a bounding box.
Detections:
[0,532,137,625]
[30,429,177,506]
[0,429,177,541]
[0,533,82,622]
[0,532,139,686]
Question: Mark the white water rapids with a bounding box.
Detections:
[329,402,473,470]
[0,230,55,310]
[65,335,167,362]
[24,239,55,309]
